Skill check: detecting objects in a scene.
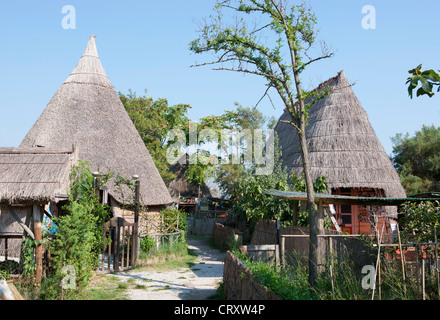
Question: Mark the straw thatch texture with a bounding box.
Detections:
[0,147,77,204]
[168,155,212,200]
[20,36,172,207]
[274,71,406,215]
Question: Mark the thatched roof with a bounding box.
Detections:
[0,147,77,204]
[168,154,212,200]
[20,36,172,207]
[274,71,406,210]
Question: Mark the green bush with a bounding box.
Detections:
[232,249,313,300]
[160,208,187,233]
[39,161,110,299]
[140,235,156,253]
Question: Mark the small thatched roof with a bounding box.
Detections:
[168,154,212,200]
[274,71,406,214]
[0,147,78,204]
[20,36,172,207]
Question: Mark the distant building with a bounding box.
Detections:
[274,71,406,235]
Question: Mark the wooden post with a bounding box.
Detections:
[422,258,426,300]
[317,203,326,273]
[126,227,131,268]
[114,224,120,272]
[33,205,43,284]
[121,226,125,269]
[101,228,105,273]
[435,228,440,298]
[397,223,406,281]
[372,222,385,300]
[131,179,140,267]
[396,223,407,298]
[329,236,335,294]
[93,172,101,200]
[416,244,420,298]
[108,229,111,272]
[4,237,8,262]
[281,235,285,268]
[292,200,298,226]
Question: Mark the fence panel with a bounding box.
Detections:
[101,217,135,273]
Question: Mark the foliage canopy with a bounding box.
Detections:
[391,125,440,194]
[120,90,191,184]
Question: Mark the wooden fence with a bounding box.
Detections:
[239,245,280,266]
[101,217,136,273]
[187,216,228,236]
[223,250,281,300]
[212,223,242,250]
[251,219,375,270]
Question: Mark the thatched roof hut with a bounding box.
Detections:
[0,147,77,259]
[274,71,406,234]
[168,155,212,200]
[0,147,77,205]
[20,36,172,209]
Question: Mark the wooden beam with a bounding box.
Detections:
[7,205,35,240]
[0,147,74,154]
[324,204,342,233]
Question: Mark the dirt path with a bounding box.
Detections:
[113,239,225,300]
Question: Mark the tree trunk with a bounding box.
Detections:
[298,127,324,287]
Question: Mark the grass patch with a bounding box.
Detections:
[137,240,198,272]
[80,275,130,300]
[153,285,170,291]
[134,284,147,289]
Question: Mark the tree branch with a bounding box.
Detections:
[280,119,300,132]
[254,84,273,109]
[212,67,282,81]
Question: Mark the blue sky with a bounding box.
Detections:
[0,0,438,155]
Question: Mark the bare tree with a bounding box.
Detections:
[190,0,333,286]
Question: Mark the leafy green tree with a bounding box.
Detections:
[391,125,440,194]
[119,90,191,184]
[206,104,267,197]
[190,0,333,285]
[181,104,267,199]
[184,155,215,199]
[47,161,110,297]
[232,131,328,226]
[407,65,440,98]
[401,201,440,244]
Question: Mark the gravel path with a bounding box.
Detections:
[113,239,225,300]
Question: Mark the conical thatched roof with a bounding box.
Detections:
[274,71,406,206]
[20,36,172,207]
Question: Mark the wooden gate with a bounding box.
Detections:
[102,217,136,273]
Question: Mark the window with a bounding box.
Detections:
[341,205,351,213]
[341,215,352,224]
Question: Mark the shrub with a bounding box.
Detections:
[140,235,156,253]
[160,208,187,233]
[40,161,110,298]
